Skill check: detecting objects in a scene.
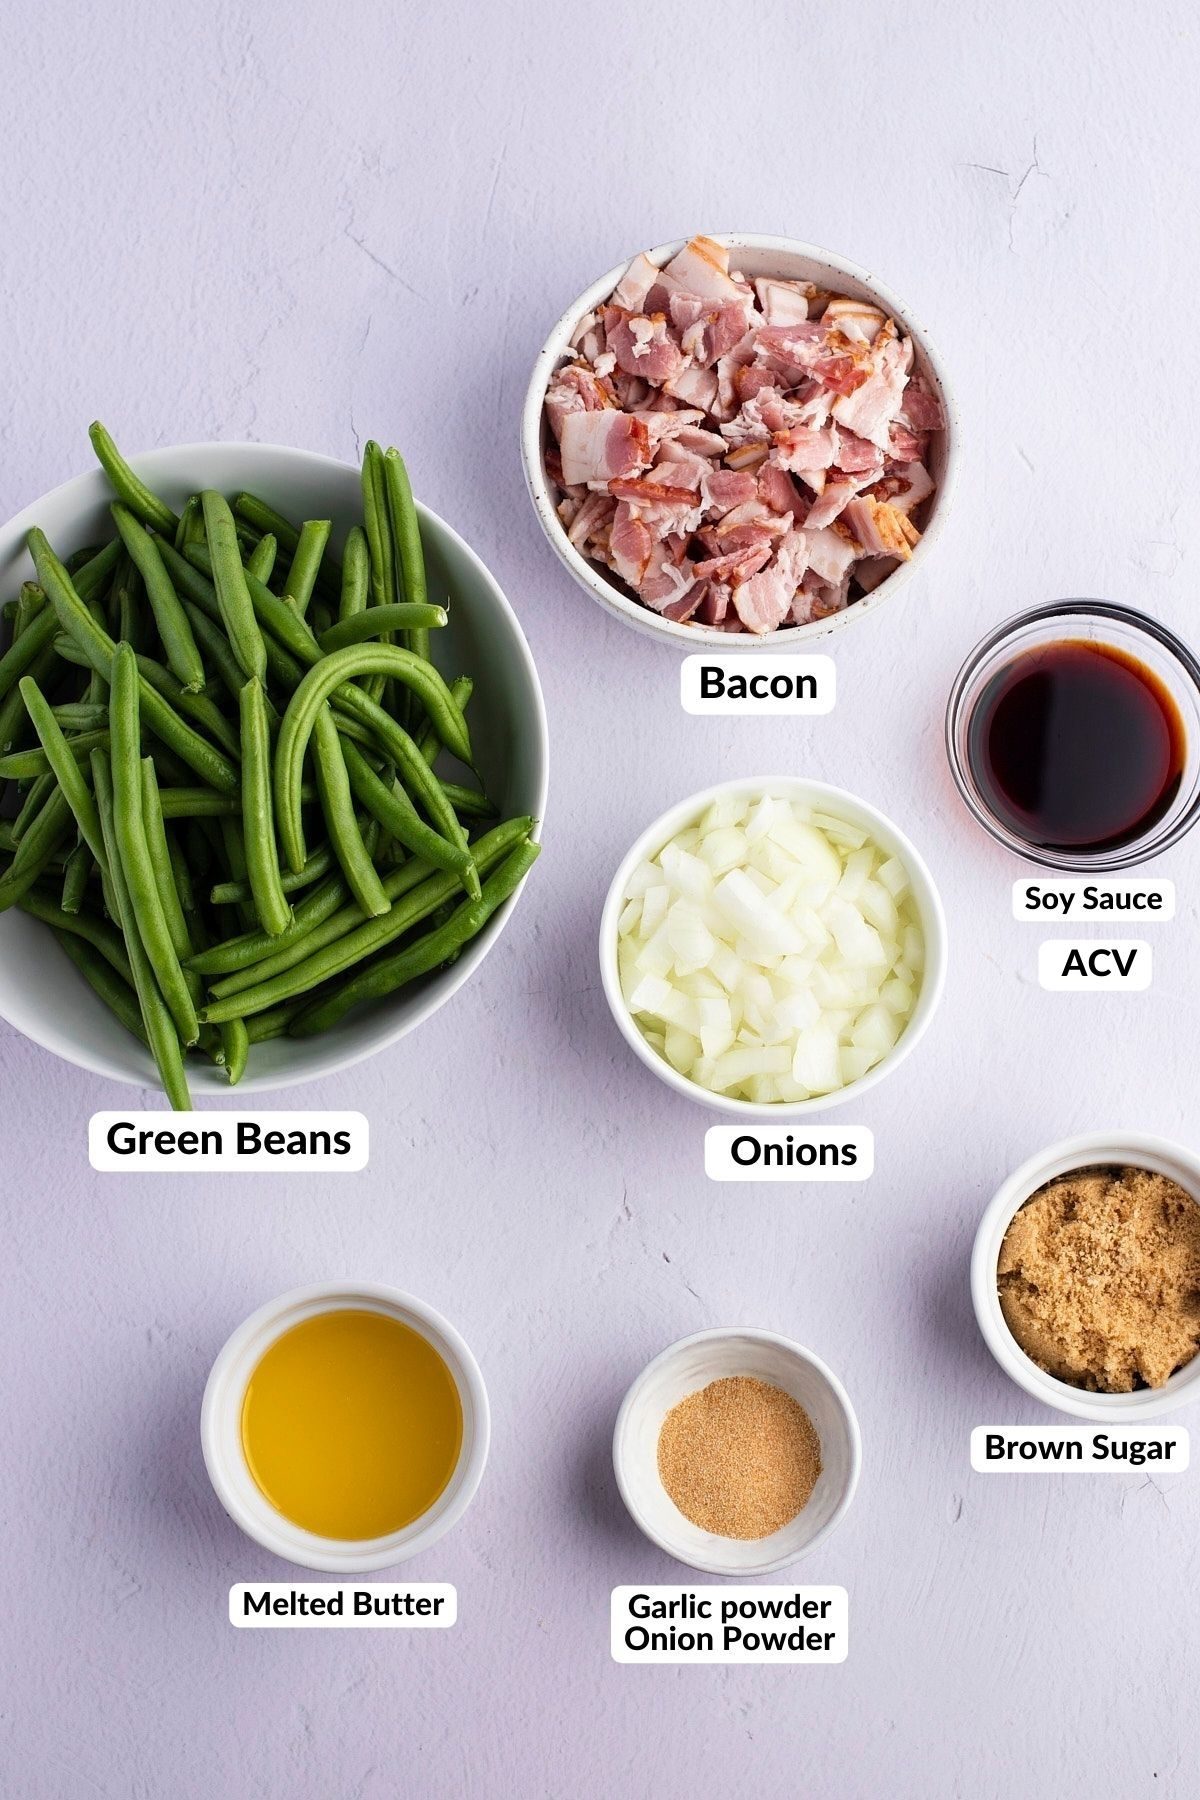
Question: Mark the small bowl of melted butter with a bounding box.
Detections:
[202,1283,490,1571]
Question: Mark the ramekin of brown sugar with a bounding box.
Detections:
[972,1134,1200,1421]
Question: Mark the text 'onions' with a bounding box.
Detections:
[616,792,924,1104]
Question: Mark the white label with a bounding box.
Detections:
[680,654,835,716]
[1013,878,1175,921]
[971,1427,1188,1473]
[705,1126,872,1182]
[1037,940,1151,990]
[230,1582,456,1628]
[611,1585,846,1664]
[89,1111,369,1171]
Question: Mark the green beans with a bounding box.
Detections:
[246,533,277,584]
[383,447,431,663]
[283,520,331,617]
[274,642,472,872]
[318,603,447,654]
[18,677,109,871]
[361,442,394,612]
[88,422,178,535]
[91,750,190,1109]
[28,530,239,793]
[61,842,92,913]
[0,732,110,780]
[200,491,267,681]
[201,819,534,1023]
[8,425,542,1103]
[51,928,147,1046]
[339,526,369,620]
[109,645,199,1045]
[311,707,389,916]
[289,838,540,1036]
[239,678,293,936]
[111,504,205,692]
[339,735,474,886]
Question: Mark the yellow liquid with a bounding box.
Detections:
[240,1309,463,1540]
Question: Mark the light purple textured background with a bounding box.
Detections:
[2,4,1198,1795]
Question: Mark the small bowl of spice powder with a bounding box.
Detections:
[973,1133,1200,1420]
[613,1328,861,1575]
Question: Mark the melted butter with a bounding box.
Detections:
[241,1309,463,1540]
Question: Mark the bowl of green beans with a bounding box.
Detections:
[0,428,548,1104]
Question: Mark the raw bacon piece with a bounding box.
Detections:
[604,307,684,385]
[612,252,660,313]
[732,531,809,634]
[661,235,744,303]
[702,468,759,515]
[609,502,655,587]
[559,412,651,486]
[843,495,920,560]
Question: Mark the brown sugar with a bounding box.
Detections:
[657,1375,822,1539]
[998,1165,1200,1392]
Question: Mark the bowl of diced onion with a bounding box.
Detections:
[599,777,946,1115]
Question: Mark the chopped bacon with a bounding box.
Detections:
[692,543,774,585]
[544,361,615,443]
[882,461,934,517]
[772,426,838,475]
[661,235,744,303]
[664,360,719,412]
[612,252,660,313]
[899,378,945,432]
[821,296,887,345]
[702,468,759,515]
[608,476,699,506]
[608,502,654,587]
[757,461,806,519]
[732,531,809,634]
[805,524,858,586]
[603,306,685,385]
[559,411,650,486]
[831,336,909,448]
[833,429,884,475]
[843,495,920,561]
[754,278,813,325]
[542,240,943,632]
[566,491,616,552]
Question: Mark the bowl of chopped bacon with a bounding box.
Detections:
[522,234,956,645]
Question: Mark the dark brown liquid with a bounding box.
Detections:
[968,640,1185,852]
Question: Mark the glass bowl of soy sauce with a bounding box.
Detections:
[946,602,1200,869]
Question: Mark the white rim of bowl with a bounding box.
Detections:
[521,232,960,649]
[598,775,948,1117]
[0,442,549,1094]
[971,1132,1200,1420]
[200,1280,490,1572]
[612,1326,862,1576]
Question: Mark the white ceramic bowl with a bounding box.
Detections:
[613,1327,861,1576]
[972,1133,1200,1420]
[201,1281,490,1572]
[599,775,947,1118]
[0,441,548,1093]
[522,232,958,649]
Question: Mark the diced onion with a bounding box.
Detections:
[617,793,925,1103]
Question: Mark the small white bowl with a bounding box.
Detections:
[522,232,958,649]
[613,1327,861,1576]
[599,775,947,1117]
[0,441,548,1094]
[972,1133,1200,1420]
[201,1282,490,1572]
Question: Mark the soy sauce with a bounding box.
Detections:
[968,640,1185,852]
